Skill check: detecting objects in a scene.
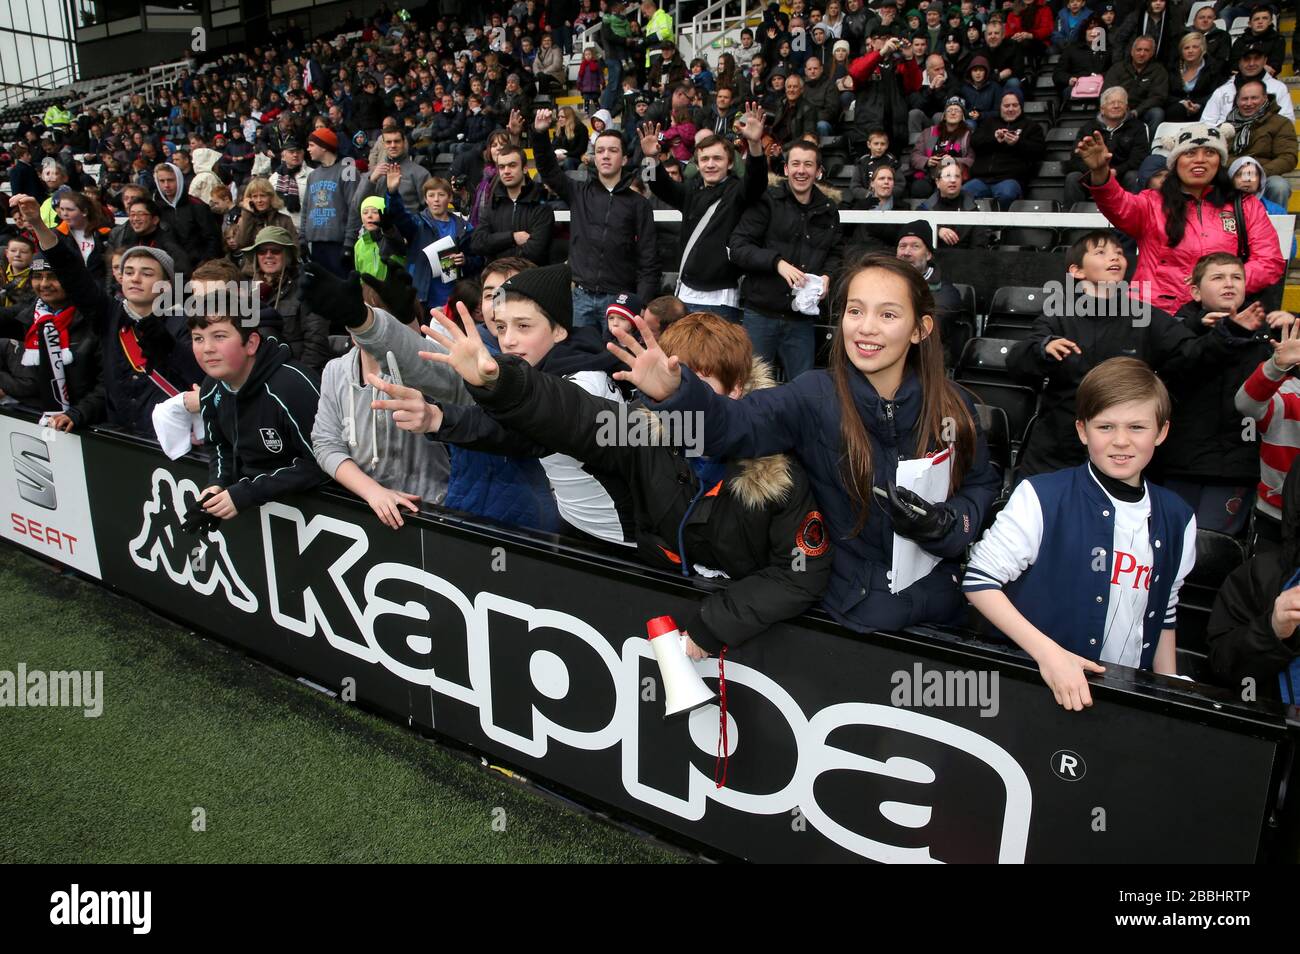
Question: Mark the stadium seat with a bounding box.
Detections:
[1060,226,1101,247]
[1229,15,1249,36]
[328,335,351,357]
[952,282,978,322]
[1068,201,1098,213]
[984,285,1047,339]
[999,226,1060,248]
[973,402,1012,477]
[1008,198,1061,214]
[955,343,1038,443]
[1177,530,1247,654]
[972,198,994,213]
[1023,99,1054,121]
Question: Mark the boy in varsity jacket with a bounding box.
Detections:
[1235,316,1300,544]
[191,303,326,521]
[964,358,1197,711]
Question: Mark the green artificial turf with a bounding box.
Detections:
[0,545,683,863]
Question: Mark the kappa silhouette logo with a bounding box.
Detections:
[128,468,258,612]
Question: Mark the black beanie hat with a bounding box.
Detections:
[497,263,574,330]
[898,219,934,250]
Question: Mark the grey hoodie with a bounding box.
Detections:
[301,160,358,248]
[350,304,471,407]
[312,342,450,505]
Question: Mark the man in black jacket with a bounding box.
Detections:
[639,103,766,322]
[532,107,659,329]
[12,193,203,439]
[1064,87,1150,205]
[465,144,554,266]
[153,162,222,268]
[729,140,843,381]
[351,76,388,138]
[894,219,968,368]
[423,307,833,655]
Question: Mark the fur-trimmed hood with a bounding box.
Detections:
[729,357,794,509]
[639,355,795,509]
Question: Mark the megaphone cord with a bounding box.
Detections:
[714,646,729,790]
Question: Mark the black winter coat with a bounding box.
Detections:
[969,114,1046,187]
[41,234,203,438]
[648,150,767,292]
[1155,302,1273,486]
[1053,40,1112,91]
[0,302,106,427]
[466,353,833,651]
[731,182,843,321]
[1068,115,1150,180]
[1008,298,1254,477]
[533,130,660,300]
[156,194,223,268]
[201,336,326,513]
[465,174,555,266]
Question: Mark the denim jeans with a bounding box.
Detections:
[572,286,619,330]
[742,308,815,381]
[815,120,834,138]
[1264,175,1293,208]
[1142,107,1165,141]
[962,177,1022,209]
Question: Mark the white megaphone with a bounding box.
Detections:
[647,615,716,718]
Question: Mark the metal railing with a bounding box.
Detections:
[685,0,764,60]
[0,65,80,111]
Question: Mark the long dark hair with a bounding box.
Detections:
[828,253,977,535]
[1159,161,1234,248]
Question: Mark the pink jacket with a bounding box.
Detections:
[1092,173,1285,313]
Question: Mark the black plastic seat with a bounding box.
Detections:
[999,226,1060,247]
[1177,531,1247,654]
[1008,198,1061,214]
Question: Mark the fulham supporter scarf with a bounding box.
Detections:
[23,302,76,368]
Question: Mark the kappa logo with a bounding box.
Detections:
[259,428,283,453]
[128,468,258,612]
[256,501,1033,862]
[12,432,56,510]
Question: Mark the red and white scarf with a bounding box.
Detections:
[23,302,75,368]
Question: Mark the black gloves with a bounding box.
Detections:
[360,258,418,327]
[300,262,367,332]
[181,492,221,535]
[880,483,955,543]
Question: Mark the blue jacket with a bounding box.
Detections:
[650,366,1000,632]
[386,188,476,309]
[441,325,562,534]
[967,464,1192,670]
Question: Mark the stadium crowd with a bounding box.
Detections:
[1,0,1299,710]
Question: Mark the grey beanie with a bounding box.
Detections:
[121,245,176,281]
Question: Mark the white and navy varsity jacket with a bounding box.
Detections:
[963,463,1197,670]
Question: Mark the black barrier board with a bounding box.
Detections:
[4,414,1284,862]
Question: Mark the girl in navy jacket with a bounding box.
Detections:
[609,252,1000,634]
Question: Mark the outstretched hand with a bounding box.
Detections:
[639,122,662,160]
[607,314,681,401]
[419,301,500,388]
[1074,132,1111,174]
[368,373,443,433]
